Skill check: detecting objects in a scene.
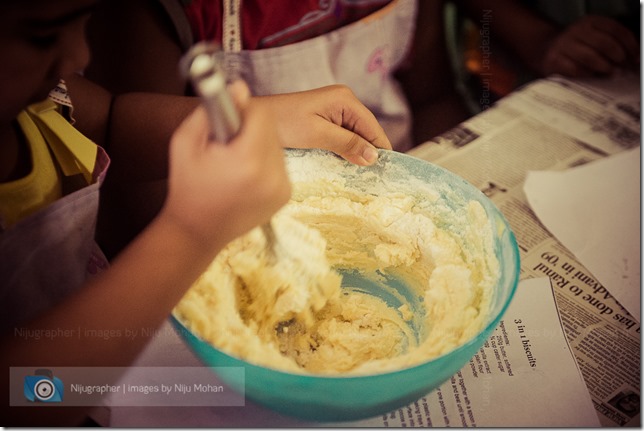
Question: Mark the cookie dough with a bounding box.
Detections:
[174,152,500,375]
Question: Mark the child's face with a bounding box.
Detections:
[0,0,98,124]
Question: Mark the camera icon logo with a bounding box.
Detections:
[24,369,64,403]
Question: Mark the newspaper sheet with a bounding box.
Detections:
[408,72,641,427]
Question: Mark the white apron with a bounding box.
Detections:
[191,0,418,152]
[0,101,110,330]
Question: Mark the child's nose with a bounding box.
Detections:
[55,26,91,78]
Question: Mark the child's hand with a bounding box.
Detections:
[161,81,291,252]
[542,15,639,77]
[259,85,392,166]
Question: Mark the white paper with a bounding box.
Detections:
[524,147,641,321]
[104,278,599,428]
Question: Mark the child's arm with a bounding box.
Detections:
[67,74,391,186]
[1,86,290,425]
[65,73,200,184]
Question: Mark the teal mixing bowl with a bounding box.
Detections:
[171,149,520,422]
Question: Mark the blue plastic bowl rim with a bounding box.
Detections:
[171,149,522,381]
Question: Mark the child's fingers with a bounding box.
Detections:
[321,123,381,166]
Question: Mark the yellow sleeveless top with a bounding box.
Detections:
[0,110,62,228]
[0,99,98,229]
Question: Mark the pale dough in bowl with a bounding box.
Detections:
[174,150,500,375]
